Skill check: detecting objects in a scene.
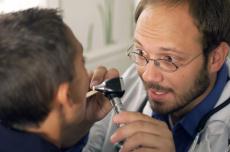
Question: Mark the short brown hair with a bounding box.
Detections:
[135,0,230,56]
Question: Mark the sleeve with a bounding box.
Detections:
[82,111,113,152]
[190,120,229,152]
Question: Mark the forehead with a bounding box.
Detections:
[135,3,202,54]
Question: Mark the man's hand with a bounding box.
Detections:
[111,112,175,152]
[68,66,119,148]
[85,66,119,123]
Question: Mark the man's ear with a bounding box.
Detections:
[55,82,74,109]
[208,42,229,73]
[55,82,77,123]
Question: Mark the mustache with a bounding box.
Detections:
[145,82,173,92]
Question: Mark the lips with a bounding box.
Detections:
[148,88,169,101]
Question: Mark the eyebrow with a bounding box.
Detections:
[133,38,142,47]
[158,47,182,54]
[133,38,185,55]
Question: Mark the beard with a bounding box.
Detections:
[142,63,210,115]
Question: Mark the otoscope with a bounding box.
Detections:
[91,77,125,150]
[93,77,125,114]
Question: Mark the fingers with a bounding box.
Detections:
[128,147,159,152]
[120,132,158,152]
[111,119,169,144]
[121,146,163,152]
[90,66,119,88]
[104,67,119,79]
[90,66,107,87]
[113,112,166,127]
[85,66,119,123]
[111,112,175,152]
[120,132,173,152]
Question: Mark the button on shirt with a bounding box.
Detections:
[152,64,228,152]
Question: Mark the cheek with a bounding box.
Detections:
[82,73,90,97]
[168,69,200,94]
[137,65,145,77]
[83,66,90,84]
[82,72,90,100]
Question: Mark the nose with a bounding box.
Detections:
[141,62,164,83]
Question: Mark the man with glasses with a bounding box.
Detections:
[83,0,230,152]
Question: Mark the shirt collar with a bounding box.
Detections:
[180,63,228,137]
[0,123,60,152]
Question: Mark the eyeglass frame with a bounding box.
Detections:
[127,45,203,72]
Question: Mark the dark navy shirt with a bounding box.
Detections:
[0,123,87,152]
[152,64,228,152]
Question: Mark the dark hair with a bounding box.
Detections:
[0,8,76,127]
[135,0,230,56]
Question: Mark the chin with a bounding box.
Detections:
[150,101,175,114]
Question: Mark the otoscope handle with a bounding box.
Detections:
[109,97,124,114]
[93,77,125,151]
[107,95,125,151]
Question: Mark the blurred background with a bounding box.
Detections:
[0,0,140,73]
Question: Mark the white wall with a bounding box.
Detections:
[84,43,132,73]
[0,0,47,12]
[0,0,135,73]
[59,0,134,73]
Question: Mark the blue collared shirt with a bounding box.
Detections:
[0,122,88,152]
[152,64,228,152]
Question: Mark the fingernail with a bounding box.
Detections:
[112,115,118,123]
[90,81,98,88]
[110,133,116,143]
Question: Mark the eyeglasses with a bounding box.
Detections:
[127,45,203,72]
